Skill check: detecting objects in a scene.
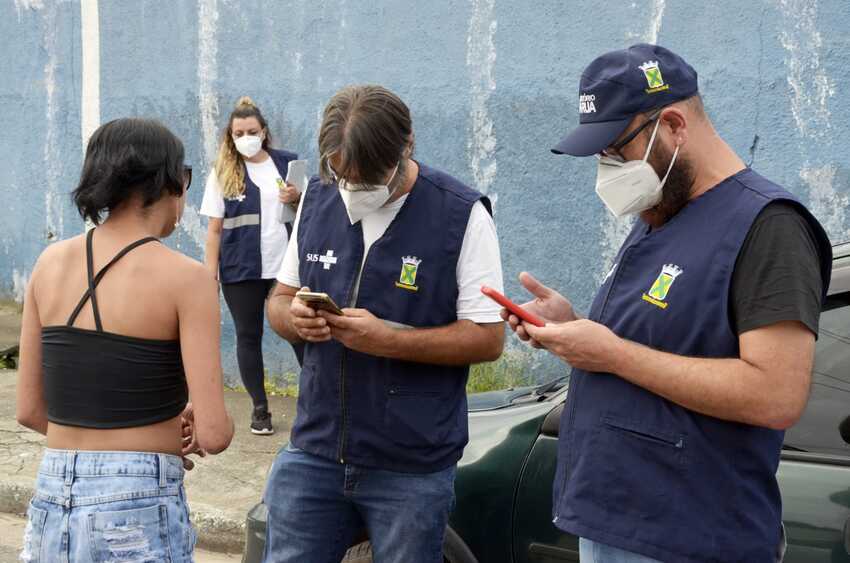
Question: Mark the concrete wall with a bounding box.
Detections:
[2,0,848,384]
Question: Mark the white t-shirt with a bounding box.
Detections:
[277,186,504,324]
[200,156,292,279]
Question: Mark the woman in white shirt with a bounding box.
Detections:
[200,97,301,436]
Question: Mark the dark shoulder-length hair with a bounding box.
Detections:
[73,118,186,225]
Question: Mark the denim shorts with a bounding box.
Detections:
[20,449,196,563]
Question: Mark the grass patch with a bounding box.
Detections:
[467,347,536,394]
[225,370,299,398]
[226,347,538,398]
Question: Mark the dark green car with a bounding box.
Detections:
[243,242,850,563]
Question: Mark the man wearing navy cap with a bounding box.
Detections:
[504,44,832,562]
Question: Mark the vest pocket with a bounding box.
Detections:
[602,416,684,449]
[594,414,688,525]
[219,241,244,281]
[384,387,454,448]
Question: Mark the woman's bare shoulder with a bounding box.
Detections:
[31,235,85,280]
[150,244,216,288]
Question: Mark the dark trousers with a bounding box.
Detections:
[221,279,277,409]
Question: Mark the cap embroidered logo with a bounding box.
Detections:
[639,60,670,94]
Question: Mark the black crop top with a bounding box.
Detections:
[41,229,188,429]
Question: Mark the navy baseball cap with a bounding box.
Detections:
[552,44,698,157]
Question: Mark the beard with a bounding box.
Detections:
[641,143,695,227]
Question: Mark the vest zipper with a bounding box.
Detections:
[336,201,404,464]
[338,278,356,465]
[338,351,347,464]
[255,179,263,278]
[337,241,369,465]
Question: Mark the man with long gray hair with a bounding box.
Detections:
[263,84,505,562]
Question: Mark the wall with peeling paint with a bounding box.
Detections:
[2,0,848,384]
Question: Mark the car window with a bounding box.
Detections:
[784,292,850,457]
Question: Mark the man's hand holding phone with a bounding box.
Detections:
[290,287,333,343]
[292,289,393,355]
[318,307,393,356]
[499,272,578,348]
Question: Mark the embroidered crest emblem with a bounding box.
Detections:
[642,264,683,309]
[395,256,422,292]
[639,60,670,94]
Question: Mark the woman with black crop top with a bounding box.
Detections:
[15,118,234,561]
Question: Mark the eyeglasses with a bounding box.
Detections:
[183,165,192,191]
[602,107,665,162]
[326,161,399,192]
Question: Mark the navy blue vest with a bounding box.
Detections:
[293,163,489,473]
[219,149,298,284]
[553,169,831,563]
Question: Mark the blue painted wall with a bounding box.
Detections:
[2,0,848,384]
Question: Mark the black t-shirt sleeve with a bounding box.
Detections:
[729,201,824,336]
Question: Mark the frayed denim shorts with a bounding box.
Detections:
[20,449,195,562]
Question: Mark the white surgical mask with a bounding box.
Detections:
[336,164,400,224]
[595,120,679,217]
[234,135,263,158]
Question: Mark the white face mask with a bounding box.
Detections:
[595,119,680,217]
[234,135,263,158]
[336,164,400,224]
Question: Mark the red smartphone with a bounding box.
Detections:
[481,285,546,327]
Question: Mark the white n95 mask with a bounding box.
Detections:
[337,164,399,224]
[595,119,680,217]
[234,135,263,158]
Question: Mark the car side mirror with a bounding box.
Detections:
[541,403,564,438]
[839,415,850,445]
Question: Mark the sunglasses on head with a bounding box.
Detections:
[183,165,192,191]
